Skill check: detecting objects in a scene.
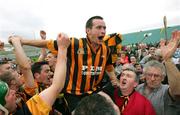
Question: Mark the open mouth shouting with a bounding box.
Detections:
[98,36,104,41]
[122,80,127,85]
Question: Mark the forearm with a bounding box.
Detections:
[52,48,67,90]
[12,40,31,69]
[106,71,116,80]
[21,38,48,48]
[165,59,180,96]
[106,67,119,86]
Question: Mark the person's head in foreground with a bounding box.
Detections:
[73,93,119,115]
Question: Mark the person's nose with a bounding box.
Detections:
[150,75,156,81]
[101,28,106,35]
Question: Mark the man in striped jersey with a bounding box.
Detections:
[19,16,120,112]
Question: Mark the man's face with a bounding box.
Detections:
[9,71,23,91]
[86,19,106,44]
[149,47,155,55]
[4,89,17,113]
[135,64,142,72]
[144,67,164,89]
[0,63,22,91]
[119,70,138,92]
[45,53,57,67]
[36,64,51,85]
[130,57,136,64]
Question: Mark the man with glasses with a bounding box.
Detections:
[136,60,180,115]
[136,30,180,115]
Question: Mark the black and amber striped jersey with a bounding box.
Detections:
[103,33,123,64]
[47,37,114,95]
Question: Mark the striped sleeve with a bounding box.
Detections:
[46,40,58,54]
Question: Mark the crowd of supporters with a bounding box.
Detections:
[0,16,180,115]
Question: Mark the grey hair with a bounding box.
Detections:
[143,60,166,76]
[122,64,139,83]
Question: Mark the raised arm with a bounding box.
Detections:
[20,37,48,48]
[37,30,47,61]
[161,30,180,99]
[165,59,180,98]
[39,33,70,107]
[9,36,35,88]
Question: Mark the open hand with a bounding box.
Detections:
[160,30,180,60]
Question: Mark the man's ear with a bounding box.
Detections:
[86,28,90,34]
[133,82,138,88]
[34,73,40,79]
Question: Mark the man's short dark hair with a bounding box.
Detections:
[74,94,117,115]
[47,51,57,58]
[31,61,48,76]
[134,63,141,67]
[86,16,103,29]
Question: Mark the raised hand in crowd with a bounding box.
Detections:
[8,35,35,89]
[38,30,47,62]
[40,30,46,40]
[160,30,180,61]
[38,32,69,107]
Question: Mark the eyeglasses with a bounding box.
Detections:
[144,73,162,78]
